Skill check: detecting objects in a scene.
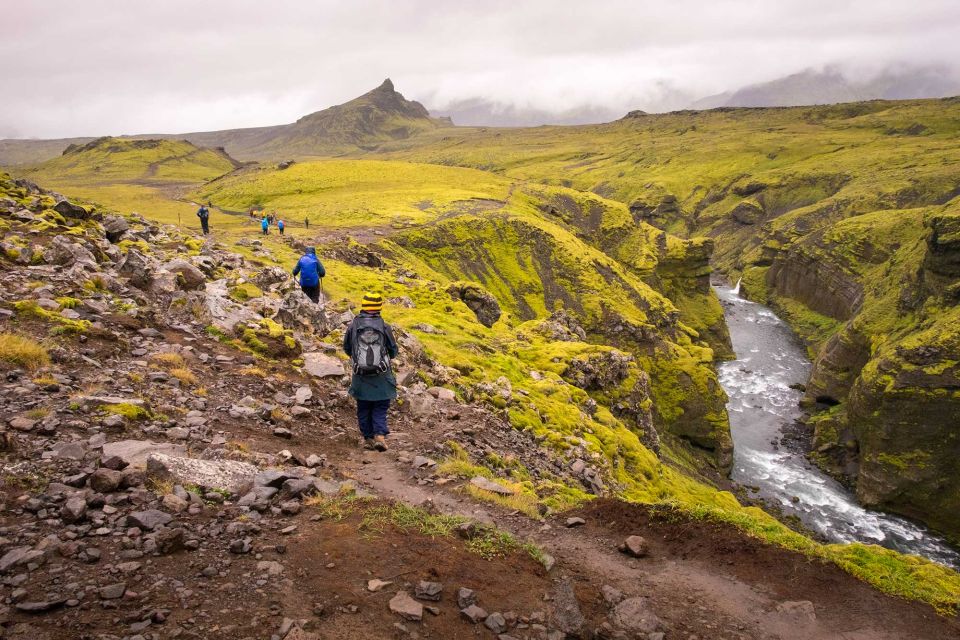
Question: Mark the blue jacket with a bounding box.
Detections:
[293,253,325,286]
[197,206,209,219]
[261,218,269,230]
[343,312,398,401]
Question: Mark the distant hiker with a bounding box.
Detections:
[292,246,325,303]
[278,219,285,235]
[343,293,398,451]
[304,216,309,229]
[261,216,269,235]
[197,203,211,235]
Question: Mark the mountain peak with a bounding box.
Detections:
[376,78,395,92]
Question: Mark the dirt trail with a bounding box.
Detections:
[342,447,960,640]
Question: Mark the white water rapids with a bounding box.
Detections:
[715,282,960,567]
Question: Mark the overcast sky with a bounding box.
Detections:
[2,0,959,138]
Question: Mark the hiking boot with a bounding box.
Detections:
[363,438,376,450]
[373,435,388,452]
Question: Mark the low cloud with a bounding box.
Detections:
[2,0,959,137]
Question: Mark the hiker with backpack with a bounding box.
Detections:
[261,216,269,235]
[292,247,325,303]
[343,293,398,451]
[278,219,285,235]
[197,202,211,235]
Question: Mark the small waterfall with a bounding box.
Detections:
[731,277,742,296]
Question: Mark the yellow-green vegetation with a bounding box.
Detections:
[195,159,512,229]
[0,332,50,370]
[100,402,152,421]
[12,300,92,335]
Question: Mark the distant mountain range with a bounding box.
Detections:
[431,67,960,126]
[690,67,960,110]
[2,68,959,166]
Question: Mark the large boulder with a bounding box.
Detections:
[146,453,258,496]
[204,280,263,332]
[102,215,130,243]
[275,289,330,334]
[163,259,206,290]
[252,266,291,290]
[117,249,154,289]
[54,199,91,220]
[101,439,187,467]
[44,235,96,267]
[302,352,345,378]
[446,282,501,327]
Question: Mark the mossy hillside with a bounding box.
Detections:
[512,184,731,356]
[194,159,513,230]
[28,137,237,184]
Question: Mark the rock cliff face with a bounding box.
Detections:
[766,246,863,322]
[754,205,960,539]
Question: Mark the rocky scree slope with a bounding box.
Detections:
[2,175,960,638]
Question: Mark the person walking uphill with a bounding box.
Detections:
[197,203,211,235]
[343,293,398,451]
[261,216,269,235]
[278,219,285,235]
[292,247,325,303]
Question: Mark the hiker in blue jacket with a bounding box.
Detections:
[343,292,398,451]
[292,246,325,303]
[261,216,269,235]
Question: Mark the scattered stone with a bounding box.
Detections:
[470,476,515,496]
[414,581,443,601]
[565,517,586,528]
[619,535,649,558]
[367,579,393,592]
[99,582,127,600]
[89,468,123,493]
[412,455,437,469]
[389,591,423,621]
[461,604,488,624]
[484,611,507,633]
[126,509,173,531]
[457,587,477,609]
[60,496,88,523]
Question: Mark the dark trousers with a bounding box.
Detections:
[262,228,268,235]
[301,283,320,303]
[200,219,209,234]
[356,399,390,438]
[279,227,284,235]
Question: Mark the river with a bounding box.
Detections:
[714,282,960,567]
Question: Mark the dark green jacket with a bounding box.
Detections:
[343,312,398,401]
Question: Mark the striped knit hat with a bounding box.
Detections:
[360,292,383,313]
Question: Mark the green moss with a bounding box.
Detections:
[100,402,152,421]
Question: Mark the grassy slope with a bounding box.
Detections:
[15,137,237,224]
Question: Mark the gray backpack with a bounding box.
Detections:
[352,316,390,376]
